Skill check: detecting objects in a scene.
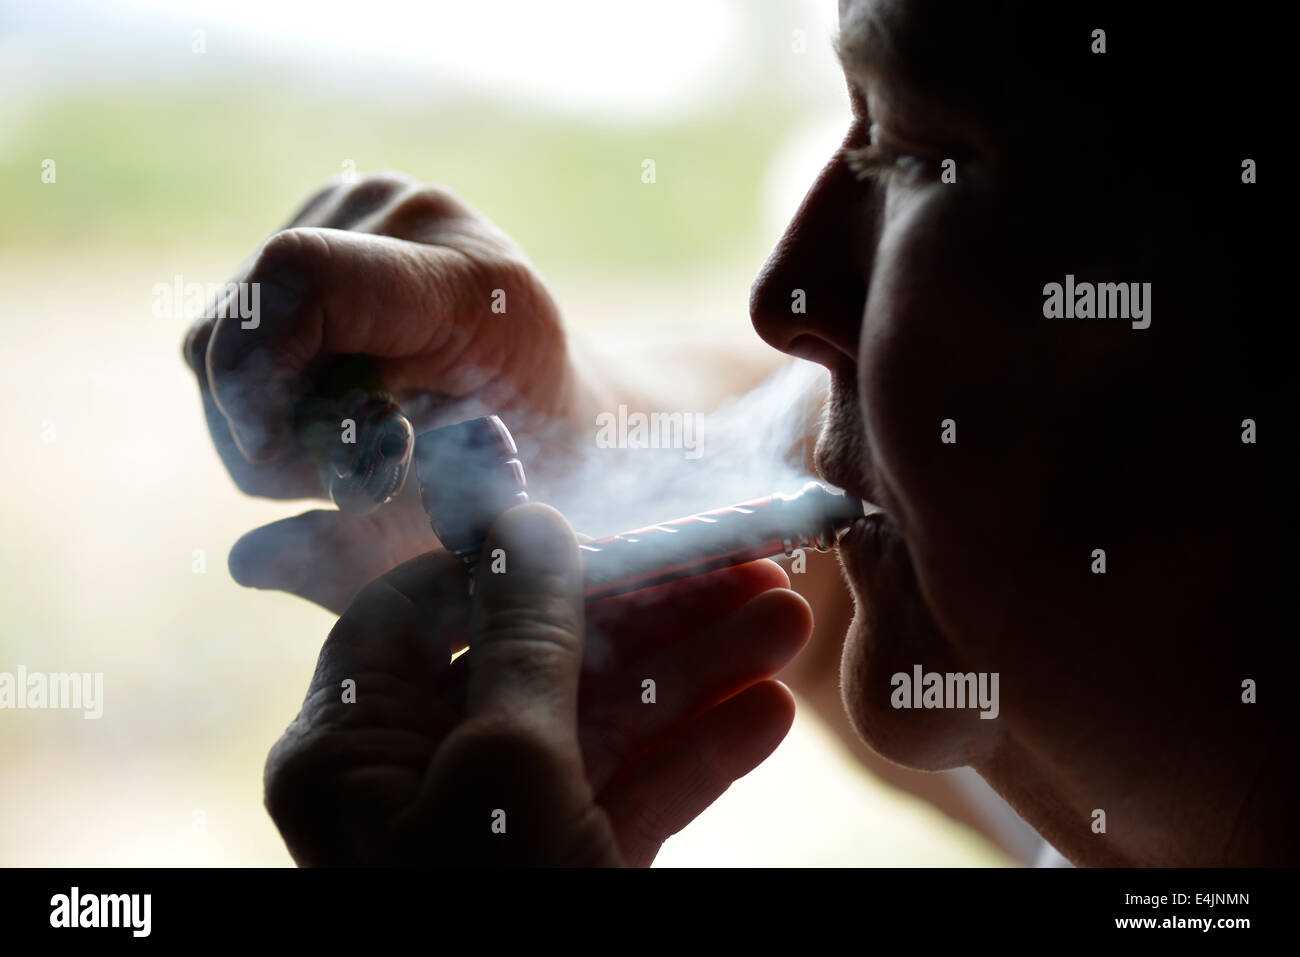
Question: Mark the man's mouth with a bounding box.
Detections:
[837,508,894,578]
[814,433,881,517]
[814,429,910,591]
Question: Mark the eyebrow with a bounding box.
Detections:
[833,4,996,112]
[833,9,898,87]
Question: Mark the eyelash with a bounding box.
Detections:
[842,124,933,185]
[844,143,909,182]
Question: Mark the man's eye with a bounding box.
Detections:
[843,143,917,181]
[843,124,935,185]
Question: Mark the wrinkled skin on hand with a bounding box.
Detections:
[183,173,606,613]
[265,505,811,867]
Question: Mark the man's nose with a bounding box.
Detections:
[749,147,873,371]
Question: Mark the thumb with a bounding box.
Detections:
[465,503,585,739]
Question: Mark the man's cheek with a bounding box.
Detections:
[861,202,1041,540]
[859,269,984,543]
[857,221,1051,673]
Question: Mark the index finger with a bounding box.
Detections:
[204,227,481,462]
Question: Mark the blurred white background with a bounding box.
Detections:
[0,0,1009,866]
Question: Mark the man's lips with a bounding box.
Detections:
[837,509,889,583]
[818,452,892,577]
[812,415,880,511]
[818,459,881,519]
[833,498,919,614]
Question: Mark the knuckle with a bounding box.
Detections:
[480,254,534,290]
[476,602,582,652]
[335,172,416,221]
[254,226,331,281]
[356,170,417,195]
[453,715,560,772]
[285,181,342,225]
[473,628,579,690]
[384,184,473,227]
[470,255,560,328]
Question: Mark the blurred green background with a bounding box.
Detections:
[0,0,1012,866]
[9,92,778,269]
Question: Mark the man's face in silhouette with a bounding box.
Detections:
[749,0,1270,864]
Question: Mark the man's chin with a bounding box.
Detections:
[836,514,996,771]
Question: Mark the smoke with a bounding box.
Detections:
[540,359,829,537]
